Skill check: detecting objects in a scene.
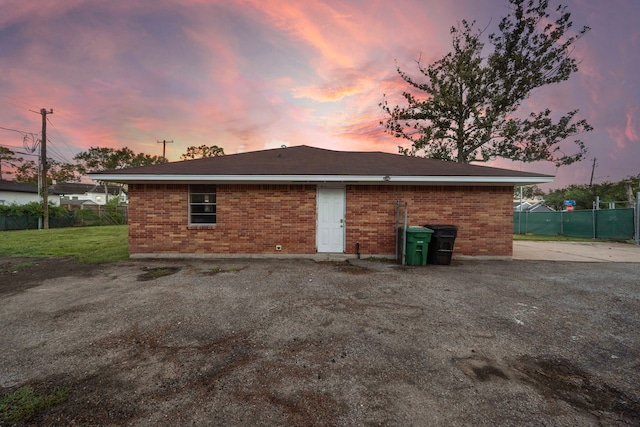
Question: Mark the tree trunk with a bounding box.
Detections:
[625,180,636,208]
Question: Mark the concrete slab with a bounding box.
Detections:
[513,240,640,262]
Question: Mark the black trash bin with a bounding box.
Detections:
[424,224,458,265]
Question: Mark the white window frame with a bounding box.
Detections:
[189,185,216,225]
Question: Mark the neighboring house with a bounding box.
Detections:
[514,201,532,211]
[0,179,61,206]
[514,200,555,213]
[50,182,127,208]
[60,198,99,210]
[89,145,553,259]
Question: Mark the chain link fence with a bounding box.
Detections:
[0,206,128,231]
[514,208,635,240]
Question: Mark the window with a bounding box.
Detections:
[189,185,216,225]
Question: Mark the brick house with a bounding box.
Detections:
[89,145,552,259]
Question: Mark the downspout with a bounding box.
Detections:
[402,207,408,266]
[395,201,399,261]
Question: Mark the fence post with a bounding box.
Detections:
[633,191,640,245]
[518,186,523,234]
[592,201,596,239]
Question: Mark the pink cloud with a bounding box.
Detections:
[1,0,639,191]
[240,0,365,69]
[605,106,639,151]
[625,106,639,142]
[607,127,628,151]
[291,82,364,102]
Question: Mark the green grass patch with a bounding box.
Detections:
[0,260,36,273]
[203,265,246,275]
[208,266,223,274]
[12,261,36,269]
[364,256,396,262]
[0,385,70,424]
[512,234,632,243]
[0,225,128,263]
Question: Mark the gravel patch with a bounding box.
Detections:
[1,257,638,426]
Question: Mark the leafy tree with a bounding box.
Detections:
[514,184,544,199]
[74,146,166,204]
[543,174,640,210]
[544,185,593,210]
[74,147,167,174]
[13,159,81,185]
[0,146,23,179]
[180,145,225,160]
[13,160,41,184]
[381,0,592,167]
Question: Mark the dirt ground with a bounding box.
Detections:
[1,256,639,426]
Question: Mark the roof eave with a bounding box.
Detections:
[88,173,554,186]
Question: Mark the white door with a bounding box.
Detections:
[317,188,346,253]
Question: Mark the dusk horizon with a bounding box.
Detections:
[2,0,639,190]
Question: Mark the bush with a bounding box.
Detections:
[0,202,67,218]
[0,203,74,230]
[0,201,127,230]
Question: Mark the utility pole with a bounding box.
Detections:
[157,139,173,161]
[39,108,53,229]
[589,157,597,187]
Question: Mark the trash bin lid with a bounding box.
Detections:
[424,224,457,237]
[424,224,457,231]
[406,226,434,233]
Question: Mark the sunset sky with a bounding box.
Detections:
[1,0,639,190]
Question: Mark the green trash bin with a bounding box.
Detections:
[403,226,434,265]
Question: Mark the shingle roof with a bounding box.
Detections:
[0,179,38,193]
[50,182,122,195]
[89,145,553,185]
[0,180,71,195]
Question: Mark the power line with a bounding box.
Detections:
[0,125,37,135]
[1,117,78,165]
[46,117,76,164]
[46,143,69,163]
[2,141,73,163]
[0,143,39,156]
[0,94,41,112]
[0,126,39,155]
[41,108,79,123]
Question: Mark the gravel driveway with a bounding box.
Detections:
[1,256,639,426]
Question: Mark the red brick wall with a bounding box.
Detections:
[128,183,513,257]
[128,184,317,255]
[345,185,513,257]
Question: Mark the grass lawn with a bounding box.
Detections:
[513,234,637,244]
[513,234,597,242]
[0,225,128,263]
[0,227,626,264]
